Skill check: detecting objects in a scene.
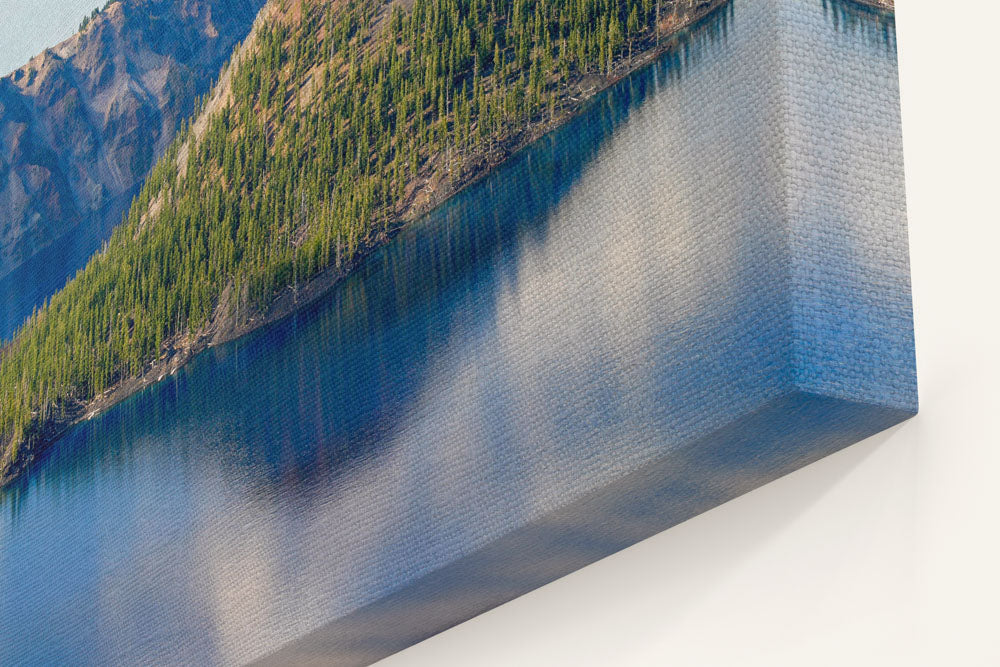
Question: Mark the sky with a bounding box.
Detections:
[0,0,104,75]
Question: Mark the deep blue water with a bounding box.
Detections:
[0,2,908,664]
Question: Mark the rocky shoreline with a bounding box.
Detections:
[0,0,732,488]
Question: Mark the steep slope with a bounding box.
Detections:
[0,0,731,484]
[0,0,267,322]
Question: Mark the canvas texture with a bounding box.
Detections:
[0,1,913,664]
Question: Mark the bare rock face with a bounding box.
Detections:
[0,0,265,309]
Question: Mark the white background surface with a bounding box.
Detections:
[382,1,1000,664]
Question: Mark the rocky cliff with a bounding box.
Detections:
[0,0,266,299]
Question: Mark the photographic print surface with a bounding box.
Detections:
[0,1,912,664]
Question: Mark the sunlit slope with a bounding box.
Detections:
[0,0,267,330]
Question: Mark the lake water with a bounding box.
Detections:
[0,2,908,664]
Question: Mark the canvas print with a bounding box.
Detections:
[0,0,913,664]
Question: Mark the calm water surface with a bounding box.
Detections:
[0,2,903,664]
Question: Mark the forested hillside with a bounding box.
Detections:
[0,0,265,288]
[0,0,727,482]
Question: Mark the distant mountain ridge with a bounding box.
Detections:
[0,0,266,288]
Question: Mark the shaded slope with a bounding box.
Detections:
[0,0,267,336]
